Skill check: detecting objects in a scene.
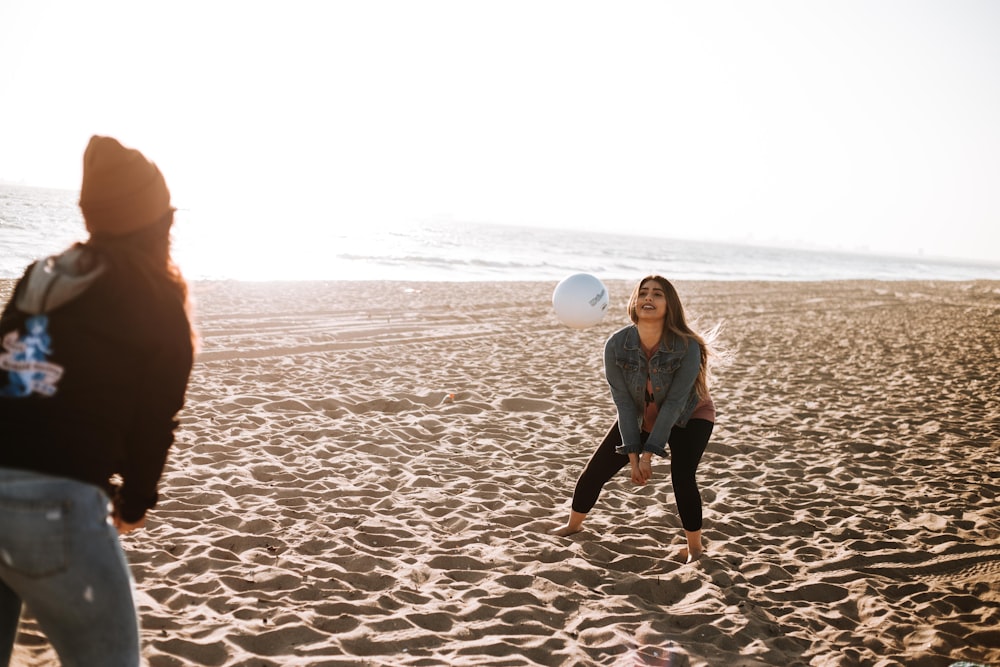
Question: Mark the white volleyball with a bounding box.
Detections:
[552,273,610,329]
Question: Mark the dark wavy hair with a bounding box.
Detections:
[89,210,196,349]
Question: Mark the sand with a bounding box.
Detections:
[3,278,999,667]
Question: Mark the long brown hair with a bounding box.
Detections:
[627,275,718,399]
[89,210,196,349]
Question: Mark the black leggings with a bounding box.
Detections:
[570,419,714,532]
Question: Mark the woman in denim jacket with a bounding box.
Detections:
[552,275,717,563]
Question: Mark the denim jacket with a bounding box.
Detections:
[604,325,701,457]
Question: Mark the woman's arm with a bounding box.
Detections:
[604,334,643,454]
[117,321,193,525]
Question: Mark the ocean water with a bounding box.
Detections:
[3,183,999,283]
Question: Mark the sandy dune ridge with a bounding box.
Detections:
[3,278,998,666]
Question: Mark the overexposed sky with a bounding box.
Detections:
[1,0,998,263]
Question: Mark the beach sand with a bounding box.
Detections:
[3,278,999,667]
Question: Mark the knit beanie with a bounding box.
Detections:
[78,136,172,236]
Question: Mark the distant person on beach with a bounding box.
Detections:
[551,275,718,563]
[0,136,194,665]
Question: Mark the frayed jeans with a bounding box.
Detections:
[570,419,714,532]
[0,468,139,667]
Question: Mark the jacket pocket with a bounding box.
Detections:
[615,358,640,374]
[654,356,682,374]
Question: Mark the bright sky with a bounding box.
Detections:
[1,0,998,264]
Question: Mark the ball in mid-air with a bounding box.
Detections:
[552,273,609,329]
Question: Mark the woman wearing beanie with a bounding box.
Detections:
[0,136,194,665]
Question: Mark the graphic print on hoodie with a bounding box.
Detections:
[0,245,100,399]
[0,314,64,397]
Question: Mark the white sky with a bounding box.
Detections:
[1,0,998,263]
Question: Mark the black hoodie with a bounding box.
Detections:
[0,243,193,522]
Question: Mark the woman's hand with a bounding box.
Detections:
[629,453,643,485]
[630,453,653,485]
[637,457,653,484]
[113,513,146,535]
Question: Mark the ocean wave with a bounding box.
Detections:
[3,184,999,283]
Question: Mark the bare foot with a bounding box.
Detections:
[677,547,704,564]
[550,524,583,537]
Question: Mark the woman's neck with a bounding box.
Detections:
[637,321,662,352]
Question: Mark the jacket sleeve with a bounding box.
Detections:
[604,333,643,455]
[644,339,701,457]
[116,318,193,523]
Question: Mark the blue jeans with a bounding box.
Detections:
[0,468,139,667]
